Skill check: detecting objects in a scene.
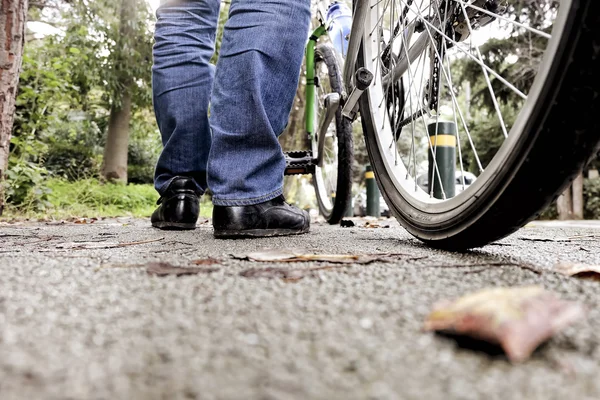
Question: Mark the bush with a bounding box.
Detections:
[43,118,104,180]
[127,135,159,184]
[38,178,213,219]
[127,112,161,184]
[5,158,52,212]
[584,177,600,219]
[46,178,158,217]
[537,177,600,220]
[5,134,52,212]
[537,201,558,220]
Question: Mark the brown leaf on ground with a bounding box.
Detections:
[56,237,164,250]
[423,262,542,275]
[363,221,390,228]
[44,221,66,226]
[146,262,219,277]
[192,258,221,266]
[56,241,120,249]
[69,217,99,224]
[423,286,585,363]
[554,262,600,281]
[232,249,415,264]
[519,235,600,243]
[240,265,347,282]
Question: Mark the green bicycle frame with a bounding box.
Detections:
[305,25,328,141]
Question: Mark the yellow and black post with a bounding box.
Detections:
[366,165,380,216]
[428,122,456,199]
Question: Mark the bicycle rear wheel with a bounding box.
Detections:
[313,44,354,224]
[357,0,600,249]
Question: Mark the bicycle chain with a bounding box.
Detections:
[428,0,461,112]
[382,1,414,70]
[428,35,443,112]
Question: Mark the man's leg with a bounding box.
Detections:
[208,0,312,238]
[208,0,311,205]
[151,0,220,229]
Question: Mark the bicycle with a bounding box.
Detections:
[292,0,600,249]
[284,1,355,225]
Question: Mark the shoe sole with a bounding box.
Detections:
[214,226,310,239]
[152,221,197,230]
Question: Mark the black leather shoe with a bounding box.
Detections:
[151,177,200,230]
[213,195,310,238]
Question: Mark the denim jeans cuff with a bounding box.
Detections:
[157,176,204,197]
[212,187,284,206]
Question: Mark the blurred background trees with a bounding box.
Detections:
[1,0,598,219]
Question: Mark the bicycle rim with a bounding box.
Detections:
[357,0,598,247]
[313,44,353,223]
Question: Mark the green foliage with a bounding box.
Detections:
[448,0,556,173]
[584,178,600,219]
[7,0,158,211]
[537,201,558,220]
[537,177,600,220]
[128,112,161,184]
[460,105,518,173]
[5,155,52,212]
[43,119,104,179]
[1,178,213,219]
[46,178,158,217]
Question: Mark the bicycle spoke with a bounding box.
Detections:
[358,0,576,250]
[454,0,509,138]
[443,40,467,191]
[394,4,447,199]
[398,0,510,148]
[407,12,527,101]
[408,1,484,172]
[458,0,552,39]
[364,0,553,201]
[429,0,453,197]
[390,0,399,167]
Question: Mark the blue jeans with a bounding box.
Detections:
[152,0,311,206]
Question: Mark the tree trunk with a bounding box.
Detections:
[557,172,585,220]
[572,172,584,220]
[0,0,27,216]
[556,186,573,220]
[101,0,135,183]
[102,91,132,182]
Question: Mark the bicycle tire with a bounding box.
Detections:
[357,0,600,249]
[313,44,354,224]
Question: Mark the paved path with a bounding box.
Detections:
[1,218,600,400]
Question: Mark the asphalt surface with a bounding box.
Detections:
[1,217,600,400]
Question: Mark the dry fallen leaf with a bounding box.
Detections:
[232,249,413,265]
[240,267,308,281]
[192,258,221,266]
[363,221,390,229]
[424,286,585,363]
[554,262,600,281]
[56,238,164,250]
[146,262,219,277]
[56,241,120,249]
[69,217,99,224]
[240,265,347,282]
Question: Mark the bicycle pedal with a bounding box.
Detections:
[342,67,374,120]
[284,150,316,176]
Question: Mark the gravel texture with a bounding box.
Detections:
[1,218,600,400]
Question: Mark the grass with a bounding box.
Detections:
[2,178,213,220]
